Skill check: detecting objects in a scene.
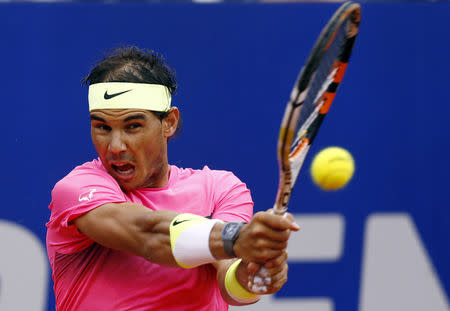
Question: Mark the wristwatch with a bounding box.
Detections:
[221,222,244,258]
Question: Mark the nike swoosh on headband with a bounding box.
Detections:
[104,89,132,100]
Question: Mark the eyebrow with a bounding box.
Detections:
[90,115,105,122]
[90,114,147,123]
[124,114,147,122]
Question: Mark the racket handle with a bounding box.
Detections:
[249,267,271,293]
[272,202,288,216]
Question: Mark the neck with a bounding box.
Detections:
[143,162,171,189]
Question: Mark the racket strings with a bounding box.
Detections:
[291,19,349,154]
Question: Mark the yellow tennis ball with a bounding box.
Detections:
[310,146,355,191]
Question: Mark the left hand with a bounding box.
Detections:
[236,251,289,295]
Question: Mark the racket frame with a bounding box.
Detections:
[272,2,361,215]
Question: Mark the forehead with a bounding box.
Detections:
[90,109,156,122]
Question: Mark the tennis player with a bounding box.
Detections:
[46,46,299,310]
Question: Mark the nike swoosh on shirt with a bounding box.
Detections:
[104,89,132,100]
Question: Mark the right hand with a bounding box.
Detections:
[233,211,299,264]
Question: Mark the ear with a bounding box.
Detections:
[162,107,180,138]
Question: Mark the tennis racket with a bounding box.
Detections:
[250,1,361,292]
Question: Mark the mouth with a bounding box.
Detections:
[110,162,136,180]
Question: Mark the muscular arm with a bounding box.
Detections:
[73,202,180,266]
[73,202,236,266]
[74,203,297,268]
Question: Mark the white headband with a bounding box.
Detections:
[88,82,171,112]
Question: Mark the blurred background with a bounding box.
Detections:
[0,0,448,311]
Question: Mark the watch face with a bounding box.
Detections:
[224,224,237,236]
[223,222,243,241]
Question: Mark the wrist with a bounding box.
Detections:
[225,259,260,303]
[169,213,221,268]
[221,222,244,258]
[209,222,228,260]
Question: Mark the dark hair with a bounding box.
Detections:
[83,46,182,135]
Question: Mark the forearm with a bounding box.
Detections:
[74,204,297,270]
[74,203,235,267]
[74,202,179,266]
[212,260,260,306]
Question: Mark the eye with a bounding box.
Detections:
[94,124,111,132]
[126,123,142,131]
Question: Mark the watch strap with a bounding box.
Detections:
[221,222,244,258]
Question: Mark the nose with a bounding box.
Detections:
[108,131,127,155]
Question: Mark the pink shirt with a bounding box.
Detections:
[46,159,253,311]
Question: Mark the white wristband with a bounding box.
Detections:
[169,213,221,268]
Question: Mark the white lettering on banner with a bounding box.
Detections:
[230,296,333,311]
[231,213,449,311]
[0,220,48,311]
[1,214,448,311]
[287,214,345,261]
[230,214,344,311]
[359,213,450,311]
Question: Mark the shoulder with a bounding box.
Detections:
[48,158,127,226]
[172,165,245,186]
[65,158,110,180]
[52,158,121,198]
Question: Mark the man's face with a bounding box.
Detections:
[90,109,177,191]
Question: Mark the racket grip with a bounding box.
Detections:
[272,204,287,216]
[249,267,271,293]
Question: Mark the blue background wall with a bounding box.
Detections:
[0,2,448,310]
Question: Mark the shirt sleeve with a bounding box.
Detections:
[210,170,254,223]
[46,166,127,255]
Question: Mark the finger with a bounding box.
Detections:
[234,238,286,262]
[254,212,300,232]
[263,251,288,269]
[267,263,287,278]
[269,271,288,291]
[251,248,286,263]
[249,261,289,295]
[267,210,301,232]
[239,244,287,263]
[246,262,260,274]
[252,237,288,250]
[235,224,290,257]
[284,213,300,231]
[243,223,291,243]
[265,264,289,293]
